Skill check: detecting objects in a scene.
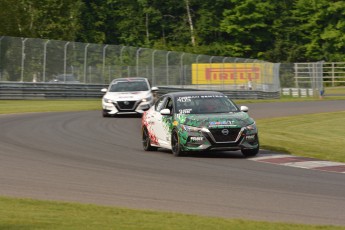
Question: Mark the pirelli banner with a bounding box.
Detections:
[191,63,276,85]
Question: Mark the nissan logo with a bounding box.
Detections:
[124,101,130,105]
[221,129,229,135]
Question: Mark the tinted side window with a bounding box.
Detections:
[155,96,166,112]
[165,98,174,113]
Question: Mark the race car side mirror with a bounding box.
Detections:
[160,108,171,115]
[151,87,159,92]
[240,106,249,112]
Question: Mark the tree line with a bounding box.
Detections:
[0,0,344,63]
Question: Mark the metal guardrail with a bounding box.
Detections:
[156,87,280,99]
[0,82,107,99]
[0,82,280,100]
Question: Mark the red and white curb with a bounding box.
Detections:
[250,154,345,173]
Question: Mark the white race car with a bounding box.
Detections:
[101,78,158,117]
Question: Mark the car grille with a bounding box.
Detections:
[116,101,137,110]
[208,128,242,143]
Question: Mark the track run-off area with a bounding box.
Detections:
[0,100,344,226]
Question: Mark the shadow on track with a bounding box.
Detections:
[156,148,246,159]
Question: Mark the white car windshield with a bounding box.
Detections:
[109,80,149,92]
[175,95,239,114]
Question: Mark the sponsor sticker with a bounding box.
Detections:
[177,97,192,102]
[179,109,192,114]
[209,121,234,126]
[246,135,256,140]
[190,136,204,142]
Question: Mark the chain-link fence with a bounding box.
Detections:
[0,36,281,92]
[279,62,325,97]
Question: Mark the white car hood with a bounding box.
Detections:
[104,91,150,101]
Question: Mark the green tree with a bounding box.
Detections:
[261,0,300,62]
[291,0,345,61]
[0,0,24,36]
[187,0,232,55]
[0,0,83,40]
[219,0,276,58]
[2,0,345,62]
[97,0,153,46]
[319,1,345,61]
[77,0,107,44]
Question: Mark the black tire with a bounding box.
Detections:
[171,130,184,157]
[102,109,111,117]
[241,145,259,157]
[142,127,158,151]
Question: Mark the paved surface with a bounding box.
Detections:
[0,100,344,226]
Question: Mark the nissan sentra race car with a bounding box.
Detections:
[141,91,259,157]
[101,77,158,117]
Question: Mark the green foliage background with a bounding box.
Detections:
[1,0,345,62]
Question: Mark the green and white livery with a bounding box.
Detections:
[142,91,259,157]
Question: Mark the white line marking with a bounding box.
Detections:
[282,161,345,169]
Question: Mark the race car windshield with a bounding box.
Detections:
[110,81,149,92]
[175,95,239,114]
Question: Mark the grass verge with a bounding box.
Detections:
[0,196,343,230]
[324,86,345,95]
[257,111,345,163]
[0,99,100,114]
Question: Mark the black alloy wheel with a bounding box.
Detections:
[241,142,259,157]
[142,127,157,151]
[171,130,184,156]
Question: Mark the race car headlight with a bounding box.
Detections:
[181,125,202,132]
[142,95,152,102]
[103,98,113,103]
[246,122,257,131]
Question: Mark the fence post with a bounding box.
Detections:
[0,36,4,81]
[222,57,228,90]
[43,40,50,82]
[294,63,299,88]
[196,55,200,87]
[136,48,142,77]
[331,62,335,87]
[180,53,185,87]
[152,50,157,86]
[83,44,90,83]
[63,41,70,80]
[21,38,28,82]
[166,51,171,85]
[102,44,108,84]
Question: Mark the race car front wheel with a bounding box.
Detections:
[102,109,111,117]
[171,130,184,157]
[142,127,158,151]
[241,143,259,157]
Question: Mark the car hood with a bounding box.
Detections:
[104,91,150,101]
[175,112,254,128]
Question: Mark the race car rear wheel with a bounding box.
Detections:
[142,127,158,151]
[171,130,184,157]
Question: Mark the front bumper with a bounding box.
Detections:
[180,127,259,152]
[102,100,152,115]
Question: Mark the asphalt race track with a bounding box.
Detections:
[0,100,344,226]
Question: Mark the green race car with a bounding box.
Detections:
[142,91,259,157]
